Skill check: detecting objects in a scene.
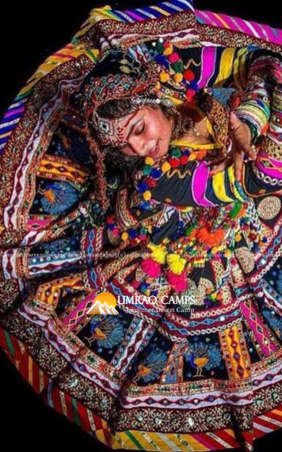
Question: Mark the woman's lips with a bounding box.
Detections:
[149,143,159,157]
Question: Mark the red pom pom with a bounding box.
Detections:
[145,177,157,188]
[168,157,179,168]
[185,89,196,101]
[106,214,115,224]
[180,155,189,164]
[183,69,195,81]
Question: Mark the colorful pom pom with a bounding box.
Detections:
[167,270,187,291]
[160,71,170,82]
[141,257,161,277]
[166,253,186,274]
[143,191,152,201]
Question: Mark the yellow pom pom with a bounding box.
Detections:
[143,191,152,201]
[224,249,232,258]
[151,249,166,264]
[211,247,218,254]
[179,206,192,212]
[210,292,217,300]
[235,233,241,242]
[148,243,167,264]
[193,259,205,266]
[189,153,197,161]
[161,161,171,172]
[174,73,183,83]
[121,232,129,241]
[163,44,173,55]
[160,71,170,82]
[145,156,154,165]
[154,81,161,90]
[167,253,186,274]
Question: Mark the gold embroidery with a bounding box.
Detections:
[235,247,255,274]
[231,262,246,286]
[197,278,214,305]
[257,196,281,220]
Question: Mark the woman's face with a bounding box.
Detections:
[116,105,174,161]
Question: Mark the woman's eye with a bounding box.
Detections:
[135,124,145,135]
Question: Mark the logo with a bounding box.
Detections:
[87,292,118,315]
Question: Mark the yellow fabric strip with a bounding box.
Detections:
[213,13,230,29]
[170,140,221,149]
[234,47,249,89]
[227,165,245,201]
[212,171,234,202]
[151,5,170,16]
[214,48,236,86]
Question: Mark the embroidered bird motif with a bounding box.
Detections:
[186,345,209,377]
[85,316,124,349]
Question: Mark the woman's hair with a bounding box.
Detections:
[96,96,177,125]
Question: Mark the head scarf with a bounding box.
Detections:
[78,47,187,215]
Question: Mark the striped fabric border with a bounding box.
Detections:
[1,3,282,450]
[1,0,281,157]
[254,406,282,437]
[0,98,27,153]
[2,325,282,449]
[72,0,194,40]
[195,9,282,45]
[0,45,99,157]
[0,328,50,394]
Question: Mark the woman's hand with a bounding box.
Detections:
[209,111,257,182]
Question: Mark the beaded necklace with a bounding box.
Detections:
[106,142,267,297]
[103,38,267,296]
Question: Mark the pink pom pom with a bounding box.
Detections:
[112,226,119,237]
[141,258,161,277]
[131,280,140,289]
[167,271,187,291]
[168,52,179,63]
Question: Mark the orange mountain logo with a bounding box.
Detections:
[86,292,118,315]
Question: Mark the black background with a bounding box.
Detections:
[0,1,281,450]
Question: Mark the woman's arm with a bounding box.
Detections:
[151,82,282,208]
[199,45,282,141]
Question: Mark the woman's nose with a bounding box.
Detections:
[128,137,147,156]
